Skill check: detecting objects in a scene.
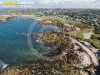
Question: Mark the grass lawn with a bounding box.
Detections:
[65,29,90,40]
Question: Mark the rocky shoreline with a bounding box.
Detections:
[28,17,81,32]
[0,30,99,75]
[0,57,83,75]
[28,16,91,30]
[0,11,99,75]
[32,31,71,51]
[0,16,14,22]
[32,31,99,74]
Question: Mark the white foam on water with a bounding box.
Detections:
[0,60,8,70]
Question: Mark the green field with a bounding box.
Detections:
[42,16,91,29]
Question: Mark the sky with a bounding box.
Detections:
[0,0,100,8]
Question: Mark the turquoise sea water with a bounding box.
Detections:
[0,16,58,68]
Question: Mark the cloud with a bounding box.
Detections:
[40,0,94,4]
[34,0,100,8]
[0,0,99,8]
[40,0,72,5]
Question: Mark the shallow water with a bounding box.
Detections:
[0,16,58,69]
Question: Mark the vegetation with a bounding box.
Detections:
[32,31,71,51]
[89,34,100,48]
[40,16,100,48]
[94,26,100,35]
[0,55,83,75]
[0,9,98,75]
[65,27,100,48]
[42,16,91,29]
[65,28,90,40]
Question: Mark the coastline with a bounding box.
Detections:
[0,61,8,71]
[0,15,15,22]
[0,30,99,75]
[0,11,100,75]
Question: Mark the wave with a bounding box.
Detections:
[0,60,8,70]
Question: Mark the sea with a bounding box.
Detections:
[0,16,58,70]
